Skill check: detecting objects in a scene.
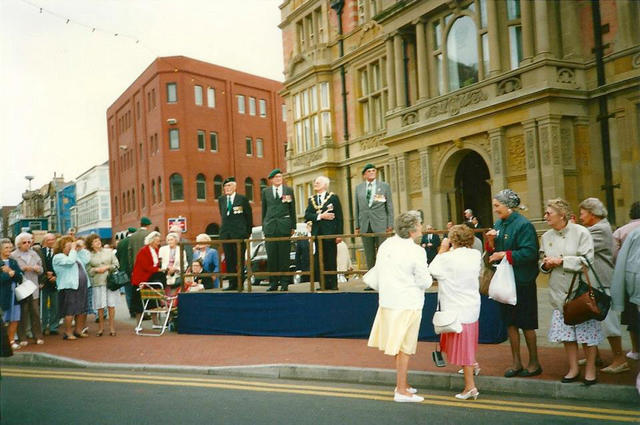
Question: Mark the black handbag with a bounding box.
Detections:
[107,269,130,291]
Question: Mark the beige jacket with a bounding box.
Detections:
[539,223,594,310]
[88,248,119,287]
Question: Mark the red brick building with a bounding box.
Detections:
[107,56,287,240]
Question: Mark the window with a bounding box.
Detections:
[357,59,388,134]
[141,184,146,209]
[446,16,479,91]
[114,197,118,217]
[246,137,253,156]
[167,83,177,103]
[506,0,523,70]
[259,99,267,117]
[136,101,140,119]
[194,85,203,106]
[214,175,223,198]
[282,104,286,121]
[197,130,205,151]
[152,88,156,108]
[158,177,163,202]
[139,143,143,161]
[169,129,180,150]
[293,82,331,153]
[207,87,215,108]
[244,178,254,202]
[151,179,156,204]
[132,188,136,211]
[209,132,218,152]
[249,97,256,116]
[256,138,264,158]
[296,7,325,54]
[122,193,125,213]
[196,174,206,200]
[357,0,378,24]
[260,178,268,193]
[147,92,151,111]
[237,95,245,114]
[169,173,184,201]
[126,191,131,212]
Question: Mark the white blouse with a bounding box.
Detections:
[428,247,482,324]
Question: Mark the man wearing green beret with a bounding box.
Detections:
[355,164,394,282]
[116,227,137,317]
[262,169,296,291]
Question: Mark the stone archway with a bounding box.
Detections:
[438,148,492,227]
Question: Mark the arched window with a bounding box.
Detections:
[169,173,184,201]
[260,178,268,194]
[196,173,206,200]
[126,191,131,212]
[446,16,479,91]
[132,188,136,211]
[141,184,146,209]
[214,175,223,199]
[244,177,254,202]
[151,179,156,204]
[158,177,163,202]
[114,197,118,217]
[122,193,125,213]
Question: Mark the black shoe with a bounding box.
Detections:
[504,368,523,378]
[561,375,580,383]
[223,287,237,291]
[364,287,374,291]
[583,378,597,386]
[519,367,543,377]
[266,287,278,292]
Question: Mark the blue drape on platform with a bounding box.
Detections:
[177,293,507,343]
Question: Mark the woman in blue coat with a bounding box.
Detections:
[1,239,23,350]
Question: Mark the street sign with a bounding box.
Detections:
[168,216,187,233]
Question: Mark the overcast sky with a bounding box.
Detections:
[0,0,284,205]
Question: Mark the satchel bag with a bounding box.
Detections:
[107,269,130,291]
[15,279,37,302]
[488,257,517,305]
[563,260,611,326]
[432,297,462,335]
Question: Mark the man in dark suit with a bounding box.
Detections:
[295,222,313,283]
[35,233,59,335]
[128,217,151,273]
[116,227,136,317]
[218,177,253,290]
[420,224,441,264]
[355,163,394,270]
[262,169,296,292]
[304,176,343,290]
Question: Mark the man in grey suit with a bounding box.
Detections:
[128,216,151,272]
[355,163,394,273]
[262,169,296,291]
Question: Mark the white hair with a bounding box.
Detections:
[166,232,180,243]
[579,197,608,218]
[144,231,161,245]
[15,232,33,246]
[315,176,330,190]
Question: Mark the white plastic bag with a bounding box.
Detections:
[488,257,517,305]
[363,266,379,291]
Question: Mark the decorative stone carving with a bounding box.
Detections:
[561,127,575,169]
[292,151,322,167]
[491,138,502,174]
[525,130,536,170]
[540,126,550,165]
[420,152,430,188]
[633,53,640,69]
[551,126,561,166]
[426,89,488,118]
[497,76,522,95]
[408,159,421,192]
[402,112,418,126]
[478,135,491,154]
[397,156,406,190]
[359,136,383,150]
[507,136,526,175]
[557,67,576,85]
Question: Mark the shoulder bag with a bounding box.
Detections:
[15,279,37,302]
[563,258,611,325]
[107,268,130,291]
[432,295,462,335]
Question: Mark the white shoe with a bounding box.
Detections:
[394,386,417,394]
[394,392,424,403]
[626,351,639,361]
[455,388,479,400]
[11,343,21,350]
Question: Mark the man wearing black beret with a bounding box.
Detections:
[218,177,253,290]
[262,169,296,291]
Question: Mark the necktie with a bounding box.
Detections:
[317,194,321,205]
[276,187,280,199]
[366,183,372,205]
[227,196,232,214]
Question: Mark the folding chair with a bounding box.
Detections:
[135,282,177,336]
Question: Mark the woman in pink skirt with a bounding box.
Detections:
[429,225,482,400]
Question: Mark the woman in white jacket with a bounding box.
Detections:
[158,233,187,295]
[367,211,432,403]
[428,224,482,400]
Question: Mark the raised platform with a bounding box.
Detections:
[177,292,507,343]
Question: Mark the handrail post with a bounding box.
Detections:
[318,235,325,291]
[236,240,243,292]
[308,235,315,293]
[245,237,253,293]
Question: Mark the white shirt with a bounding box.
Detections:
[226,193,236,215]
[315,190,328,221]
[375,235,432,310]
[428,247,481,323]
[365,179,376,207]
[273,185,282,198]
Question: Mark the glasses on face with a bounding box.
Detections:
[22,241,32,245]
[544,211,555,216]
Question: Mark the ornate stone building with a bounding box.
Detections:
[280,0,640,230]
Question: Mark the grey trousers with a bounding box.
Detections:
[361,226,385,270]
[18,295,43,341]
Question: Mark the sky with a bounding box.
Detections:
[0,0,284,205]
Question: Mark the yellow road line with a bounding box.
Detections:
[3,367,638,417]
[2,369,637,423]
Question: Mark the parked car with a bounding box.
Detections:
[247,224,308,285]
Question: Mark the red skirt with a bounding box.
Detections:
[440,321,479,366]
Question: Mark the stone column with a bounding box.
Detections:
[386,36,397,110]
[520,0,534,62]
[419,147,434,225]
[415,19,429,100]
[559,0,582,60]
[388,156,400,210]
[615,0,640,50]
[537,115,564,201]
[487,0,502,76]
[523,119,543,219]
[394,33,407,108]
[489,128,507,193]
[534,0,551,58]
[396,153,409,212]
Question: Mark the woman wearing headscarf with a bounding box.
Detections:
[11,232,44,346]
[367,211,432,403]
[428,225,482,400]
[86,234,119,337]
[485,189,541,378]
[130,231,164,322]
[540,198,602,385]
[1,239,23,350]
[52,235,91,340]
